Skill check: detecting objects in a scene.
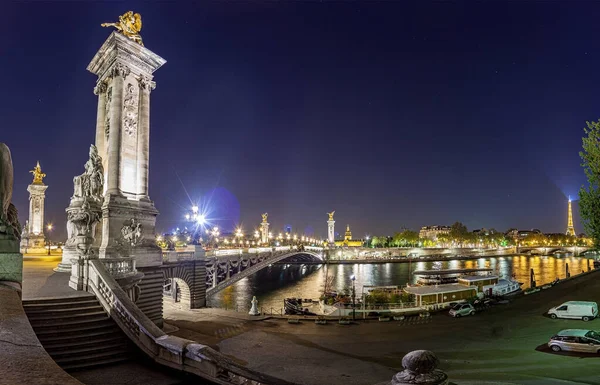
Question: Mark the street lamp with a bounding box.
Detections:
[350,274,356,321]
[46,224,53,255]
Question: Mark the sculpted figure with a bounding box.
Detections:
[30,161,46,184]
[327,211,335,221]
[0,143,21,241]
[73,145,104,200]
[121,219,143,246]
[261,213,268,222]
[101,11,144,46]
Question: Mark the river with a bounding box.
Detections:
[207,255,595,312]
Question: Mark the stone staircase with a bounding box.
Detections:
[23,295,132,371]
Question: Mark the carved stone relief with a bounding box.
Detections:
[105,87,112,139]
[123,83,139,136]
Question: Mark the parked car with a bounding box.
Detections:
[548,301,598,322]
[548,329,600,353]
[449,303,475,317]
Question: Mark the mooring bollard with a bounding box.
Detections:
[390,350,448,385]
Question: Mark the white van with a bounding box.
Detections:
[548,301,598,322]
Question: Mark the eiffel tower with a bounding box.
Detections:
[566,196,576,236]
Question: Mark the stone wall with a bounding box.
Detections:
[0,283,81,385]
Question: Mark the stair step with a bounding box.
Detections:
[60,353,129,371]
[24,305,103,317]
[42,335,125,351]
[49,341,129,358]
[54,347,129,365]
[37,326,122,343]
[28,310,107,323]
[34,320,116,335]
[30,316,110,330]
[23,299,101,310]
[22,295,95,305]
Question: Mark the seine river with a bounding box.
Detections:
[207,255,595,311]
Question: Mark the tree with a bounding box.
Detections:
[579,120,600,249]
[449,222,468,247]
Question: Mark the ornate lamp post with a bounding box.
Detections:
[350,274,356,321]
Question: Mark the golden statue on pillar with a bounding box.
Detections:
[101,11,144,46]
[327,211,335,221]
[261,213,268,223]
[30,161,46,185]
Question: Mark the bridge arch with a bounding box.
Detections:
[206,251,323,297]
[162,262,206,309]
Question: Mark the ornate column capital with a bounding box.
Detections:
[110,63,131,80]
[138,76,156,92]
[93,82,108,96]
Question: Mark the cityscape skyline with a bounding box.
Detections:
[2,2,594,239]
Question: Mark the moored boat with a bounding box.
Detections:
[284,298,317,315]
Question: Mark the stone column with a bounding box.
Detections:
[327,220,335,245]
[106,64,127,196]
[261,221,269,244]
[136,77,155,200]
[21,178,48,253]
[93,82,108,181]
[87,31,166,266]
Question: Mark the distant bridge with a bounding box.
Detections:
[517,246,590,255]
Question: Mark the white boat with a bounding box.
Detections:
[482,278,522,297]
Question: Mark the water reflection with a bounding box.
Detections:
[208,256,595,311]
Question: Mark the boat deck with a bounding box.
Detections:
[413,268,493,276]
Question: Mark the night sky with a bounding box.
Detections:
[1,2,597,240]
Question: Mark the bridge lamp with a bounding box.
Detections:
[254,231,259,238]
[192,205,199,214]
[196,214,206,225]
[185,214,190,220]
[172,236,178,242]
[156,235,163,241]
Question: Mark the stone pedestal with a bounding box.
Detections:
[98,194,162,267]
[87,31,165,267]
[56,198,102,272]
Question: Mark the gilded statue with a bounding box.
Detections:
[101,11,144,46]
[327,211,335,221]
[261,213,268,223]
[30,161,46,185]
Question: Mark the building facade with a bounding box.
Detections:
[334,225,363,247]
[419,225,450,240]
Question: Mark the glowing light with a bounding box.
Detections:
[185,214,190,220]
[196,214,206,225]
[192,205,199,213]
[172,236,178,242]
[47,224,53,231]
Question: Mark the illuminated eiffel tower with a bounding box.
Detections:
[566,196,576,236]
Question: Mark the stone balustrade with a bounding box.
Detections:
[102,257,136,278]
[84,259,296,385]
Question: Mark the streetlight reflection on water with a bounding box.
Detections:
[208,255,595,311]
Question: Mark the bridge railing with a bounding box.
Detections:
[84,259,297,385]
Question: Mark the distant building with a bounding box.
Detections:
[419,225,450,240]
[335,225,363,247]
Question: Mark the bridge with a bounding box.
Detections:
[204,247,324,296]
[159,245,325,308]
[517,246,590,255]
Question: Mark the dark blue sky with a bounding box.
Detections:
[1,2,596,240]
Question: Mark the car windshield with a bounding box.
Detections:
[452,304,462,310]
[585,331,600,340]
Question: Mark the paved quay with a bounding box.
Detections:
[164,269,600,385]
